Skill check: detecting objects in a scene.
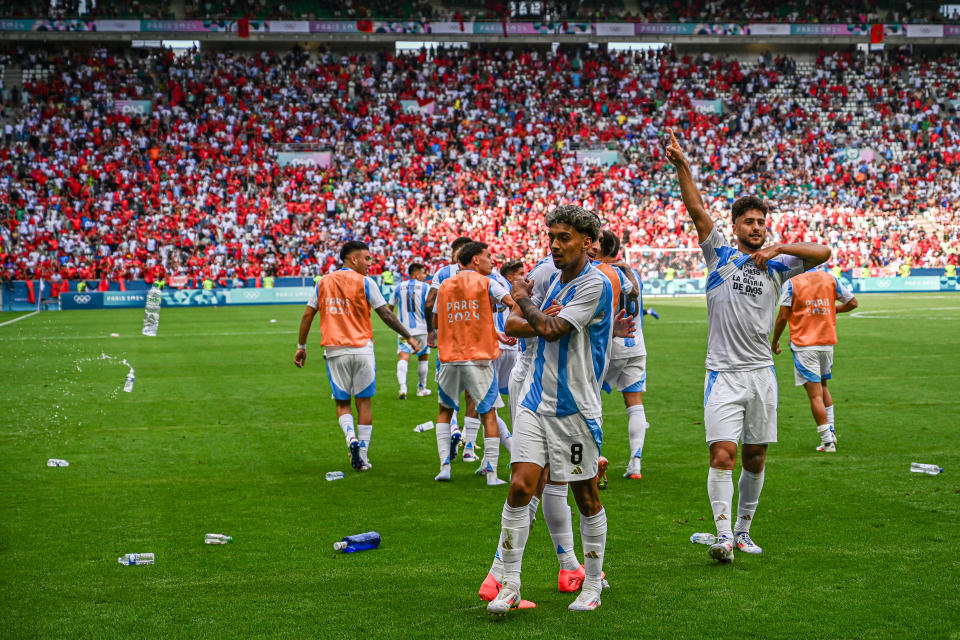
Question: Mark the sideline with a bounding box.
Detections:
[0,310,39,328]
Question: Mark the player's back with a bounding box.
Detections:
[613,267,645,358]
[316,268,375,347]
[436,270,500,363]
[394,278,429,335]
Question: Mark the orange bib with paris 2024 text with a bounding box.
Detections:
[436,270,500,363]
[316,269,374,348]
[787,270,840,347]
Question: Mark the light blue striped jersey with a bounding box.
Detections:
[489,270,519,352]
[517,262,614,420]
[612,267,645,358]
[391,279,430,335]
[429,263,460,291]
[512,255,559,381]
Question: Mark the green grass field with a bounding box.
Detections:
[1,294,959,639]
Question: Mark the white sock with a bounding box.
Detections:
[357,424,372,462]
[817,423,834,443]
[497,415,512,453]
[707,467,734,538]
[527,495,540,527]
[825,404,834,426]
[450,411,458,428]
[735,469,765,534]
[542,483,580,571]
[626,404,647,461]
[435,422,451,465]
[488,550,504,582]
[463,417,481,450]
[579,508,607,592]
[396,359,408,387]
[338,414,356,444]
[418,360,429,388]
[484,437,500,483]
[499,501,531,586]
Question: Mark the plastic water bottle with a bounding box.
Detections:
[141,285,162,337]
[413,421,435,432]
[118,553,155,565]
[333,531,381,553]
[123,371,135,393]
[325,471,345,481]
[910,463,943,475]
[46,458,70,467]
[690,532,717,545]
[204,533,233,544]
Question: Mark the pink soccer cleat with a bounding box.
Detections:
[478,572,502,602]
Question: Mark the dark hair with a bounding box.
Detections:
[599,229,620,259]
[407,262,425,276]
[451,236,473,256]
[545,205,601,241]
[500,261,524,278]
[731,196,768,224]
[340,240,369,262]
[457,241,489,267]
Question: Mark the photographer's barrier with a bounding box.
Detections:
[59,287,313,310]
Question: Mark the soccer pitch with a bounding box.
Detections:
[1,295,958,639]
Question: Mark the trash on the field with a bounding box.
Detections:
[910,462,943,475]
[205,533,233,544]
[325,471,345,481]
[601,578,610,590]
[123,370,136,393]
[118,553,154,565]
[414,421,435,432]
[47,458,69,467]
[690,532,717,545]
[334,531,380,553]
[110,333,120,337]
[269,319,277,323]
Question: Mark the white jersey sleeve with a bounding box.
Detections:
[364,277,387,309]
[835,277,855,303]
[307,286,319,309]
[779,280,794,307]
[557,275,604,332]
[488,279,510,304]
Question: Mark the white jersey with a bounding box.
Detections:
[489,270,519,351]
[517,262,614,421]
[430,263,460,291]
[391,279,430,335]
[700,228,805,371]
[612,267,645,358]
[513,256,559,380]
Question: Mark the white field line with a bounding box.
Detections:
[0,310,39,328]
[0,328,297,341]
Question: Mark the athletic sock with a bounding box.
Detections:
[496,414,512,453]
[707,467,734,538]
[484,437,501,482]
[825,404,834,427]
[338,414,356,444]
[527,495,540,527]
[499,501,531,587]
[542,483,580,571]
[488,550,504,582]
[435,422,451,465]
[735,469,765,534]
[579,508,607,592]
[417,360,429,388]
[463,417,481,451]
[626,404,648,462]
[817,423,834,444]
[396,359,408,387]
[357,424,372,463]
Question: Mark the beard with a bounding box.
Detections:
[739,234,765,252]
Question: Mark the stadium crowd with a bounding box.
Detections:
[1,43,959,291]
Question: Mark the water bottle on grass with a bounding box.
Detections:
[334,532,380,553]
[910,463,943,475]
[142,285,162,337]
[119,553,155,565]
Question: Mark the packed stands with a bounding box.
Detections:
[1,43,958,291]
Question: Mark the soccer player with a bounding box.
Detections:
[597,230,650,480]
[295,241,421,471]
[665,128,830,563]
[770,268,858,452]
[486,205,616,614]
[390,263,432,399]
[433,241,515,485]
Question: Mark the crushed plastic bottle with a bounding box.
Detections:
[118,553,155,565]
[334,531,381,553]
[46,458,70,467]
[910,463,943,475]
[123,371,135,393]
[325,471,345,481]
[690,532,717,545]
[413,421,435,432]
[205,533,233,545]
[141,285,162,336]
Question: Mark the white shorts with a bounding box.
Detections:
[507,371,524,422]
[603,355,646,393]
[703,367,778,445]
[792,347,833,385]
[326,354,376,400]
[437,362,499,414]
[397,334,429,357]
[494,349,519,395]
[511,406,602,483]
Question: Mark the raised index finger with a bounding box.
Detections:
[668,127,678,145]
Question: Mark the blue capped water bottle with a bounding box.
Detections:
[333,531,381,553]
